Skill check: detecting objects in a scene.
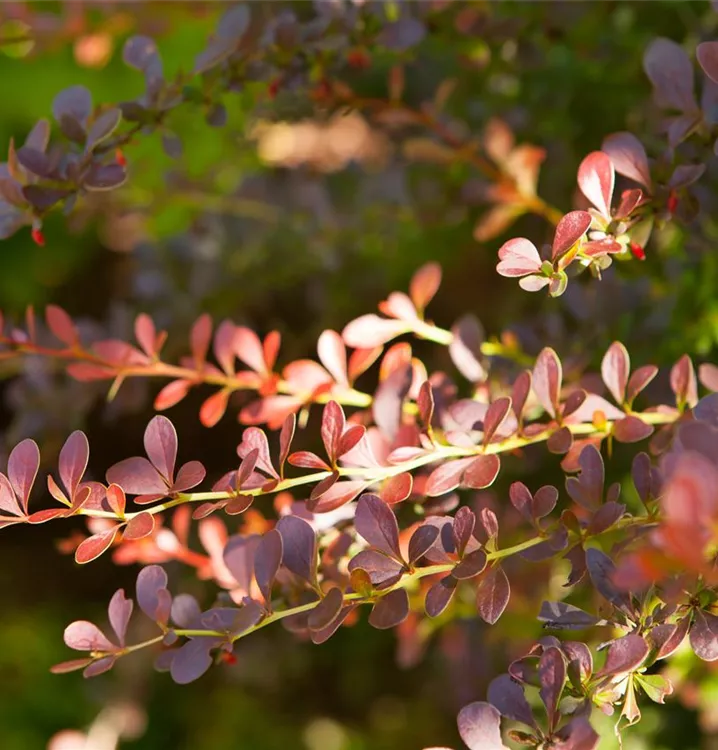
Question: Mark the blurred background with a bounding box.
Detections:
[1,1,718,748]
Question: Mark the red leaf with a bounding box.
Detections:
[596,634,649,677]
[105,483,126,517]
[155,379,192,411]
[307,480,367,513]
[321,401,345,463]
[144,415,177,483]
[317,330,348,386]
[213,319,236,375]
[45,305,78,346]
[577,151,614,219]
[380,472,413,504]
[347,346,383,382]
[279,414,296,473]
[533,347,562,418]
[511,370,532,422]
[124,512,155,540]
[308,587,344,632]
[337,424,366,459]
[262,330,281,372]
[425,575,457,617]
[58,430,89,499]
[476,565,510,624]
[552,211,591,260]
[426,457,475,496]
[342,314,410,348]
[75,527,119,564]
[409,262,442,311]
[190,313,212,367]
[108,589,133,647]
[200,389,230,427]
[483,398,511,444]
[287,451,331,471]
[453,549,488,579]
[462,454,501,489]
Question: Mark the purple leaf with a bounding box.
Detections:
[547,427,573,454]
[586,548,632,612]
[602,132,652,189]
[170,638,216,684]
[565,445,604,511]
[690,610,718,661]
[476,565,510,625]
[552,211,592,260]
[308,479,367,513]
[53,85,92,128]
[601,342,630,405]
[378,17,426,51]
[171,594,202,628]
[425,575,457,617]
[453,549,488,579]
[452,506,476,557]
[144,415,177,482]
[310,605,356,645]
[698,41,718,84]
[369,589,409,629]
[408,524,440,564]
[223,534,261,593]
[64,621,116,652]
[108,589,133,647]
[533,348,562,418]
[613,416,653,443]
[509,482,532,522]
[644,37,696,112]
[276,515,317,584]
[553,717,599,750]
[483,398,512,444]
[511,371,532,422]
[457,702,508,750]
[106,457,167,495]
[308,587,344,632]
[172,461,206,492]
[539,647,566,731]
[596,634,649,677]
[8,439,40,514]
[355,494,402,559]
[649,618,690,661]
[577,152,614,218]
[254,529,283,608]
[627,365,658,403]
[84,656,116,678]
[487,673,536,727]
[348,549,404,589]
[136,565,169,621]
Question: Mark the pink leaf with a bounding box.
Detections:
[577,151,614,219]
[45,305,78,346]
[307,480,367,513]
[199,389,230,427]
[124,511,156,540]
[63,621,116,652]
[154,379,192,411]
[533,348,562,418]
[213,319,236,375]
[8,438,40,514]
[59,430,89,498]
[237,427,278,479]
[457,702,507,750]
[144,415,177,483]
[287,451,331,471]
[321,401,345,463]
[342,314,411,348]
[496,238,542,277]
[378,291,419,322]
[409,262,442,310]
[0,473,22,517]
[317,330,349,386]
[601,341,630,405]
[108,589,133,646]
[426,457,475,496]
[190,313,212,367]
[234,326,267,374]
[698,41,718,85]
[282,359,334,393]
[134,313,157,357]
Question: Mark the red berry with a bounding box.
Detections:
[667,190,679,215]
[31,227,45,247]
[221,652,237,665]
[347,49,371,70]
[115,148,127,167]
[268,78,281,99]
[629,242,646,261]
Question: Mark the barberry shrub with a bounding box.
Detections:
[3,2,718,748]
